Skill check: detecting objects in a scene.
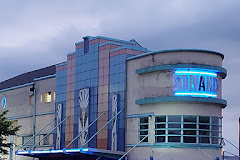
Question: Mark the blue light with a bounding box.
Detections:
[175,70,217,77]
[173,69,218,98]
[67,148,81,153]
[16,148,91,155]
[80,148,89,152]
[175,92,217,98]
[1,97,6,109]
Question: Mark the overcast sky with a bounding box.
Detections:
[0,0,239,157]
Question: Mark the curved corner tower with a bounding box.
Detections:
[126,49,227,160]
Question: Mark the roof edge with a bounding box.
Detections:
[127,49,224,61]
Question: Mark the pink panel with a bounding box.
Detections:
[99,46,105,51]
[103,76,109,85]
[99,77,104,85]
[99,39,108,43]
[99,59,104,68]
[119,49,127,54]
[98,94,103,104]
[76,43,84,49]
[103,67,109,76]
[110,44,120,49]
[99,51,105,60]
[99,68,104,77]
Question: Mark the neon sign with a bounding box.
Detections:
[1,97,6,109]
[173,69,218,98]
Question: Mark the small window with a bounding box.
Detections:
[45,92,52,103]
[156,136,165,143]
[183,124,196,129]
[156,116,166,123]
[43,134,49,145]
[22,136,33,146]
[40,94,43,103]
[212,117,219,124]
[168,130,181,135]
[168,115,181,122]
[199,137,210,143]
[155,130,165,135]
[199,116,210,123]
[183,136,196,143]
[53,91,56,101]
[168,124,181,128]
[84,38,89,53]
[183,116,196,123]
[183,130,196,135]
[168,136,181,142]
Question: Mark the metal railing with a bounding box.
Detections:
[64,112,105,149]
[81,109,123,147]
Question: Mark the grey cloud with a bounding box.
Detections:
[0,0,239,156]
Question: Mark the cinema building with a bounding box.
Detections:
[0,36,227,160]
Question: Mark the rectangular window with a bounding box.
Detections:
[212,117,219,124]
[183,116,196,123]
[168,124,181,128]
[155,130,165,135]
[168,136,181,142]
[168,130,181,135]
[199,130,210,136]
[139,117,148,142]
[155,136,165,143]
[183,124,196,129]
[183,136,196,143]
[155,124,165,128]
[183,130,196,135]
[84,38,89,53]
[22,136,33,146]
[53,91,56,101]
[199,116,210,123]
[43,134,49,145]
[168,115,181,122]
[45,92,52,103]
[155,116,166,123]
[40,94,43,103]
[199,137,210,143]
[199,124,210,130]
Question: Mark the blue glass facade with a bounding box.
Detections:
[74,43,99,148]
[55,36,147,152]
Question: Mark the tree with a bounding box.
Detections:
[0,110,20,155]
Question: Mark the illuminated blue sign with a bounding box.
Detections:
[173,69,218,98]
[1,97,6,109]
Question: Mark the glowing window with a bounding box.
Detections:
[45,92,52,103]
[40,94,43,103]
[53,91,56,101]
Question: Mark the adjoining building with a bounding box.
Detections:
[0,36,227,160]
[0,65,56,160]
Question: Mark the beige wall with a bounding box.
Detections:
[0,77,56,160]
[126,147,222,160]
[128,51,223,70]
